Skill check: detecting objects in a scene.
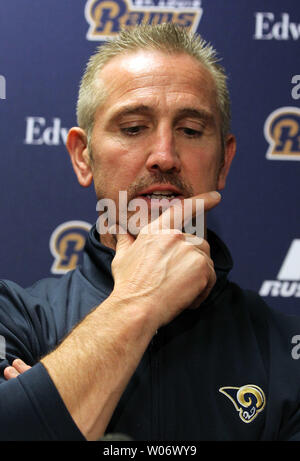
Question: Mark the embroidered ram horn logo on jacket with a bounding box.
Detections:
[219,385,266,423]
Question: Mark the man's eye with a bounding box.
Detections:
[121,126,145,136]
[181,127,203,137]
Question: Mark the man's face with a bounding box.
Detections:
[69,49,235,242]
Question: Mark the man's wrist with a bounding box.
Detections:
[105,290,160,338]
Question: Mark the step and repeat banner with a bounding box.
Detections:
[0,0,299,315]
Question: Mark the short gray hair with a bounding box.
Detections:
[77,23,231,148]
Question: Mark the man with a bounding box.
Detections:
[1,23,300,441]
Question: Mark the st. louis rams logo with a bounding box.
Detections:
[219,385,266,423]
[49,221,92,274]
[264,107,300,160]
[84,0,203,41]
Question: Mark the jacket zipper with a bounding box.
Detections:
[150,329,160,440]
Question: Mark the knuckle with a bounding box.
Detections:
[197,255,215,283]
[200,239,210,255]
[162,231,183,246]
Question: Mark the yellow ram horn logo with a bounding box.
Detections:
[49,220,92,274]
[219,384,266,423]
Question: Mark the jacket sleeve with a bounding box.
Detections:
[0,362,85,440]
[0,280,85,441]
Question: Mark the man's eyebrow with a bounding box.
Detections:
[173,108,215,124]
[110,105,153,121]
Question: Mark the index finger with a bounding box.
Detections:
[142,191,221,235]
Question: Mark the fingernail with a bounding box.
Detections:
[210,191,221,200]
[8,367,18,377]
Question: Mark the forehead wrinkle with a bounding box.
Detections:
[101,81,218,123]
[101,76,217,121]
[105,77,172,106]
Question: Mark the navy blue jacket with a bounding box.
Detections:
[0,226,300,441]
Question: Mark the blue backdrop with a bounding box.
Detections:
[0,0,299,315]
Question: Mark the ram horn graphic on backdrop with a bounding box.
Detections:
[264,107,300,161]
[84,0,203,41]
[50,221,92,275]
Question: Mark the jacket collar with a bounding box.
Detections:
[81,224,233,302]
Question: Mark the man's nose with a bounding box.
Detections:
[145,127,181,173]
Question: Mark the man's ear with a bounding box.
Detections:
[66,127,93,187]
[217,134,236,190]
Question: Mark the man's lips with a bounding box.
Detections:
[134,196,184,207]
[135,184,184,198]
[135,187,185,210]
